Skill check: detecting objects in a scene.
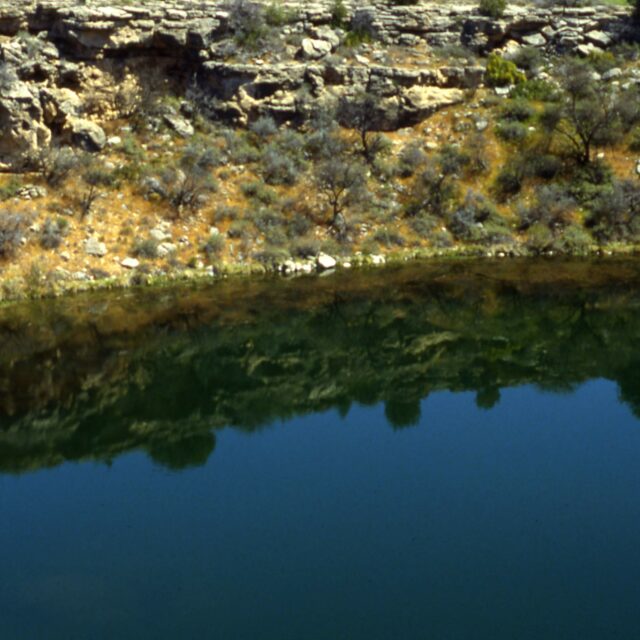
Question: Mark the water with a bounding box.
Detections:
[1,260,640,639]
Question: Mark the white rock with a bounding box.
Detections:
[316,253,337,270]
[121,257,140,269]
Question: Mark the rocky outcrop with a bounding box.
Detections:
[0,0,633,170]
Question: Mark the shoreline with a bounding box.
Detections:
[2,241,640,305]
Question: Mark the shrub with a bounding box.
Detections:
[227,0,268,48]
[373,226,406,247]
[512,47,543,75]
[495,121,529,144]
[39,217,69,250]
[345,10,377,46]
[253,245,290,267]
[552,224,593,254]
[37,147,79,187]
[248,206,285,233]
[398,143,427,177]
[202,233,225,258]
[290,237,320,258]
[250,116,278,140]
[518,184,575,231]
[511,78,559,101]
[529,153,563,180]
[492,162,525,201]
[264,3,297,26]
[409,214,440,238]
[330,0,348,29]
[478,0,506,19]
[485,53,526,88]
[241,180,279,205]
[213,204,240,222]
[585,179,640,242]
[260,145,300,186]
[587,50,617,74]
[500,98,536,122]
[286,212,313,238]
[526,222,553,254]
[132,238,159,259]
[0,176,23,201]
[0,212,26,259]
[448,191,511,245]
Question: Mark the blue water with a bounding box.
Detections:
[2,380,639,639]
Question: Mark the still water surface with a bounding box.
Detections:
[1,260,640,639]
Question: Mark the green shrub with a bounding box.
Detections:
[329,0,348,29]
[0,212,26,259]
[478,0,506,19]
[132,238,159,259]
[495,121,529,144]
[373,226,406,247]
[264,3,297,26]
[40,217,69,250]
[0,176,23,201]
[202,233,225,258]
[485,53,526,87]
[512,46,542,75]
[552,224,592,255]
[241,180,279,205]
[500,98,536,122]
[290,237,320,258]
[492,162,525,200]
[526,222,553,254]
[511,78,559,102]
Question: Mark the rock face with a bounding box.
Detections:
[0,0,632,170]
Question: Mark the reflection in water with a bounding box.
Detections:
[1,258,640,473]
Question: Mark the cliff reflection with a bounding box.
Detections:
[1,258,640,474]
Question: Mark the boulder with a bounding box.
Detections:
[316,253,337,270]
[68,117,106,152]
[401,86,464,124]
[121,257,140,269]
[299,38,332,60]
[163,113,194,138]
[84,237,107,257]
[0,79,51,170]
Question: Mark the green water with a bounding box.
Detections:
[1,259,640,638]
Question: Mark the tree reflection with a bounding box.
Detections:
[1,259,640,474]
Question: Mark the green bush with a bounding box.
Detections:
[0,212,26,259]
[40,217,69,250]
[511,78,559,102]
[478,0,506,19]
[495,121,529,144]
[202,233,225,258]
[500,98,536,122]
[132,238,159,259]
[485,53,525,88]
[329,0,348,29]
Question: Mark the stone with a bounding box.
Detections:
[521,33,546,47]
[402,87,464,124]
[163,113,194,138]
[299,38,332,60]
[585,30,611,48]
[157,242,177,257]
[602,68,622,81]
[68,118,106,152]
[121,257,140,269]
[0,80,51,170]
[316,253,337,270]
[84,237,107,257]
[149,228,169,242]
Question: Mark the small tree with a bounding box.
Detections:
[337,92,390,164]
[313,159,367,231]
[541,60,622,165]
